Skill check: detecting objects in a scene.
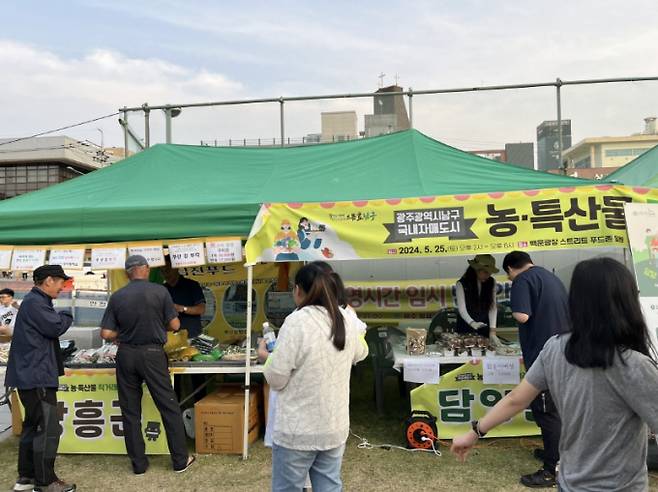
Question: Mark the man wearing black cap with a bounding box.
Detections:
[5,265,75,492]
[100,255,194,475]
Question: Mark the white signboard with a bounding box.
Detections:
[168,242,205,268]
[49,248,85,269]
[11,249,47,271]
[0,248,12,270]
[91,247,127,270]
[402,358,440,384]
[625,203,658,357]
[128,244,165,267]
[483,357,521,385]
[206,238,242,264]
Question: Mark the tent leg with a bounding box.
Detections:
[242,264,254,460]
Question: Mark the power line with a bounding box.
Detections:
[0,112,120,147]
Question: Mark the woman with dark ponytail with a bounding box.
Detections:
[264,262,368,491]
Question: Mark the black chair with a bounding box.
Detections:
[429,307,459,337]
[364,326,406,415]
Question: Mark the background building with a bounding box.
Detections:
[321,111,358,142]
[537,120,572,170]
[562,117,658,170]
[0,136,116,199]
[469,149,506,161]
[364,85,410,137]
[505,142,534,169]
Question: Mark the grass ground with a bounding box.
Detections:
[1,365,657,491]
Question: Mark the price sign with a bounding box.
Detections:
[206,238,242,264]
[482,357,520,385]
[402,358,440,384]
[0,248,12,270]
[128,243,165,267]
[91,247,127,270]
[11,249,47,271]
[49,248,85,269]
[168,242,205,268]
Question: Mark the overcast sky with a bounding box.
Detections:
[2,0,658,150]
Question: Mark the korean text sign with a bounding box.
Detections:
[409,360,539,439]
[246,185,657,263]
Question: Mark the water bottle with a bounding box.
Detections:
[263,322,277,352]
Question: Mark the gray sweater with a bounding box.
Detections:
[526,334,658,492]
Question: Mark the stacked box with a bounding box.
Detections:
[194,385,260,454]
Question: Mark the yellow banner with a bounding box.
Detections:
[345,277,511,322]
[110,262,300,342]
[57,370,169,454]
[246,185,658,263]
[410,361,539,439]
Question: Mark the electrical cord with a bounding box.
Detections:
[0,112,120,147]
[350,429,441,457]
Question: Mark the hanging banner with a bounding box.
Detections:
[624,203,658,354]
[128,242,165,267]
[206,237,243,264]
[343,277,511,323]
[410,360,539,439]
[246,185,658,263]
[49,247,86,269]
[11,248,47,271]
[168,241,205,268]
[13,370,169,454]
[0,246,12,270]
[110,262,301,342]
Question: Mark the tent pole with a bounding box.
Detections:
[556,78,564,174]
[242,264,254,460]
[143,103,150,148]
[122,108,129,157]
[279,98,285,147]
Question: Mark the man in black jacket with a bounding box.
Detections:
[5,265,75,492]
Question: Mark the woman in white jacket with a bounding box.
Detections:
[264,262,369,492]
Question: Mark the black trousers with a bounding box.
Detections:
[116,344,188,472]
[17,388,60,486]
[530,390,561,474]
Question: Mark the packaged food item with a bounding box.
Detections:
[406,328,427,355]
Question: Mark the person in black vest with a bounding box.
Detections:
[100,255,194,475]
[454,254,499,339]
[5,265,75,492]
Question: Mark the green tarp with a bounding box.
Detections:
[606,144,658,187]
[0,129,596,245]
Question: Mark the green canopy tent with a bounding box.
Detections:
[0,129,594,245]
[606,143,658,187]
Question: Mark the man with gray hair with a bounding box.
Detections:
[101,255,194,475]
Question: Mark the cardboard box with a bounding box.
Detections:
[194,385,260,454]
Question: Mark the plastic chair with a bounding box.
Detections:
[429,307,459,337]
[496,300,515,328]
[364,326,406,415]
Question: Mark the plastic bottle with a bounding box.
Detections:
[263,322,277,352]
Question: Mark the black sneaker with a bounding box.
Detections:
[13,477,35,491]
[33,480,76,492]
[533,448,545,462]
[174,455,196,473]
[520,469,556,488]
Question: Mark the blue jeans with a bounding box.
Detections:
[272,443,345,492]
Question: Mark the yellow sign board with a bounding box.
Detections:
[410,360,539,439]
[246,185,658,263]
[56,370,169,454]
